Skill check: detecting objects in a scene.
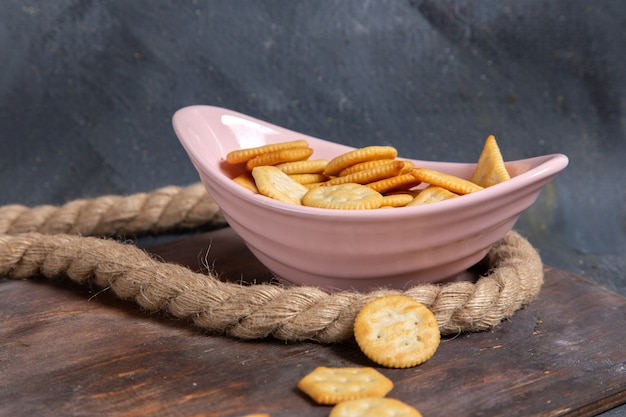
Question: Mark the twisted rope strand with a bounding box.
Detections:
[0,182,544,342]
[0,229,542,343]
[0,183,226,236]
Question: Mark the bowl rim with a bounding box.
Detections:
[173,105,569,221]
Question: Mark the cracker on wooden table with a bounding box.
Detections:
[226,139,309,164]
[302,183,384,210]
[324,146,398,176]
[407,185,459,206]
[245,147,314,171]
[354,295,440,368]
[297,366,394,405]
[251,165,309,205]
[470,135,511,187]
[411,167,483,195]
[329,397,423,417]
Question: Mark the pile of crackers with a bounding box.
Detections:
[242,295,440,416]
[226,135,510,210]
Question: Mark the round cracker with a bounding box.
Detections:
[245,147,314,171]
[354,295,440,368]
[324,146,398,176]
[406,185,459,206]
[366,172,422,194]
[275,159,329,174]
[411,167,483,195]
[380,193,415,208]
[323,161,405,187]
[225,139,309,164]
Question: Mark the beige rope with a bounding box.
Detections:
[0,183,225,236]
[0,183,544,342]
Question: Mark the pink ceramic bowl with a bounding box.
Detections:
[173,105,568,291]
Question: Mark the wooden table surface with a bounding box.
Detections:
[1,227,625,417]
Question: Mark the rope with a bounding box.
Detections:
[0,183,544,342]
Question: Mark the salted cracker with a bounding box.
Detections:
[297,366,394,405]
[470,135,511,187]
[324,146,398,176]
[302,183,384,210]
[354,295,440,368]
[329,397,423,417]
[251,165,309,205]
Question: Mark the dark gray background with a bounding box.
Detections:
[1,2,624,294]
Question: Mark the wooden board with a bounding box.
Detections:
[1,227,625,417]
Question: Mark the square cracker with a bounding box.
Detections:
[297,366,393,405]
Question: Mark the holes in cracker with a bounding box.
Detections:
[225,135,511,209]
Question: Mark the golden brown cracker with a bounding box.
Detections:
[329,397,423,417]
[251,165,309,205]
[226,139,309,164]
[324,146,398,176]
[246,147,314,171]
[232,173,259,193]
[288,173,330,185]
[297,367,394,405]
[302,183,384,210]
[354,295,440,368]
[366,172,422,194]
[407,185,459,206]
[411,167,483,195]
[323,161,405,186]
[381,193,415,208]
[275,159,329,175]
[338,158,397,177]
[470,135,511,187]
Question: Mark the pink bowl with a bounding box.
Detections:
[173,105,568,291]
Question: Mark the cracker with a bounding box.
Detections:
[399,160,416,174]
[275,159,329,175]
[232,173,259,193]
[411,167,483,195]
[288,173,330,185]
[323,161,405,186]
[470,135,511,187]
[407,185,459,206]
[297,367,393,405]
[381,193,415,208]
[353,295,440,368]
[324,146,398,176]
[225,139,309,164]
[338,158,397,177]
[366,172,422,194]
[251,165,309,205]
[302,183,384,210]
[246,147,314,171]
[329,397,423,417]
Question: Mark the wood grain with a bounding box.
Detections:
[1,228,625,417]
